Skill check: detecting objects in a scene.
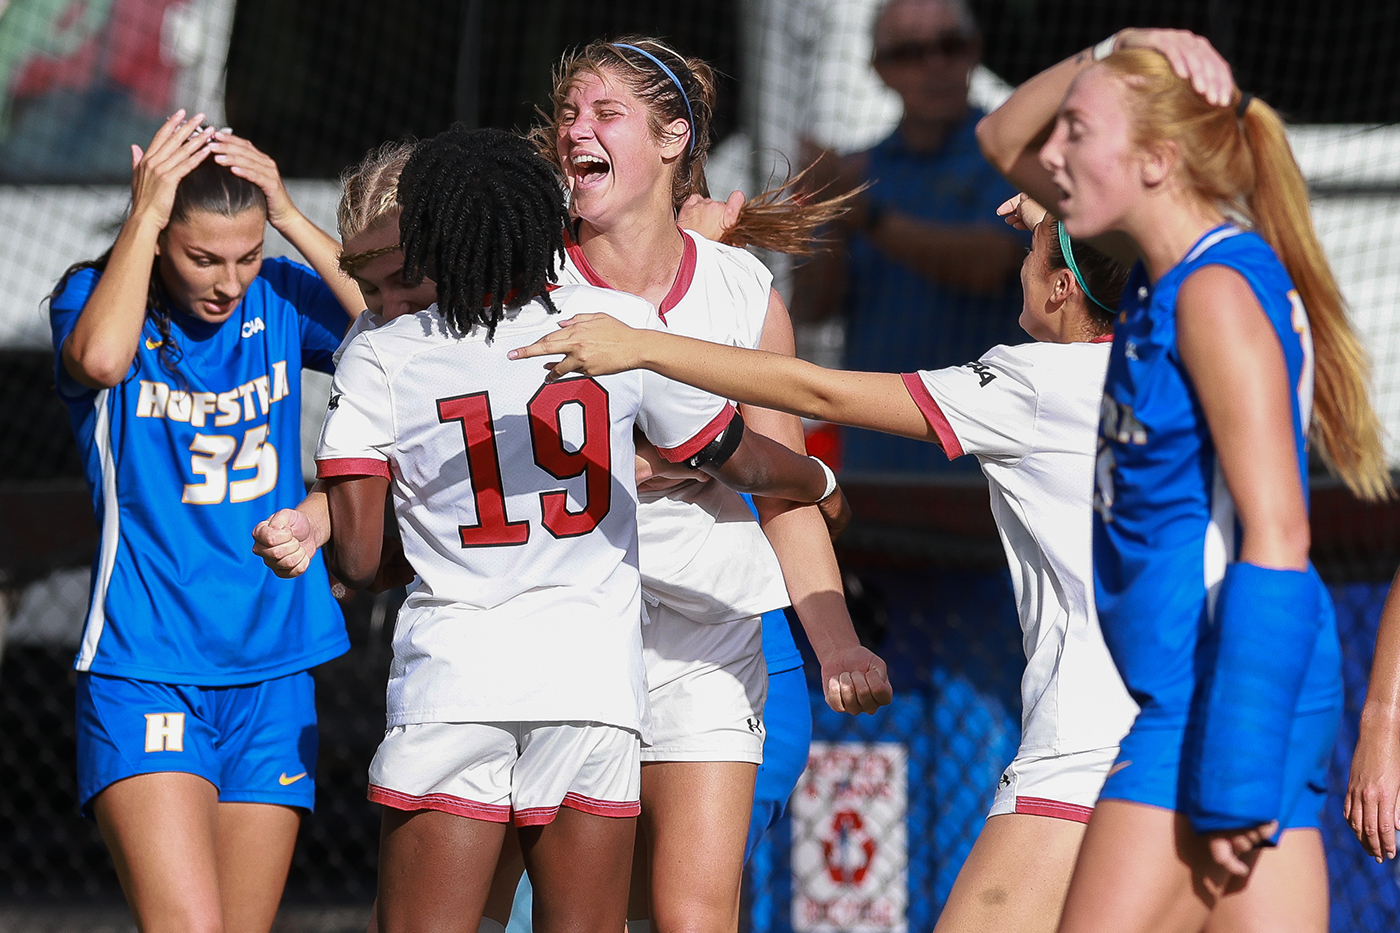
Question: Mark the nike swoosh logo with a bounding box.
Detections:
[279,771,308,786]
[145,337,163,349]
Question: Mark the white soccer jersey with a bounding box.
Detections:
[316,285,735,735]
[903,340,1137,755]
[558,229,789,622]
[333,308,383,366]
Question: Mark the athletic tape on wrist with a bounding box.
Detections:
[811,455,838,501]
[1184,561,1328,833]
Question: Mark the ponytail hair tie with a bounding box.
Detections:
[1235,92,1254,119]
[1057,222,1115,314]
[614,43,695,154]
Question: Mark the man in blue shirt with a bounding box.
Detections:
[793,0,1025,473]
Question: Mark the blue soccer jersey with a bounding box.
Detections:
[1093,226,1341,726]
[50,257,350,685]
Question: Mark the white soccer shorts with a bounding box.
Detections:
[367,720,641,825]
[641,604,768,764]
[987,744,1121,824]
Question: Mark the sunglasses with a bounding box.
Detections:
[874,33,974,66]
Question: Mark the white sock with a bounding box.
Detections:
[626,921,652,933]
[478,919,507,933]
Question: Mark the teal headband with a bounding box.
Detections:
[1056,221,1115,314]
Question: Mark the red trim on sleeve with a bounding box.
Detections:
[368,785,511,822]
[900,373,964,459]
[316,457,391,479]
[653,403,737,463]
[1014,795,1094,824]
[657,232,698,322]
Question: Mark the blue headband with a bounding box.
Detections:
[1056,221,1115,314]
[613,43,695,154]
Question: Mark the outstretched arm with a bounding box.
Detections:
[741,291,891,714]
[510,313,935,443]
[1347,566,1400,862]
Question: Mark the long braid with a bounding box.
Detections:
[398,126,569,339]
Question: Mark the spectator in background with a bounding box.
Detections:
[793,0,1025,473]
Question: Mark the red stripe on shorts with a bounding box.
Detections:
[368,784,510,822]
[512,792,641,827]
[1014,795,1094,824]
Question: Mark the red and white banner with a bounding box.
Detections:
[791,742,907,933]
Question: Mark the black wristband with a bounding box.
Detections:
[686,410,745,469]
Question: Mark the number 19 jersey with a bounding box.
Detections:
[315,285,736,736]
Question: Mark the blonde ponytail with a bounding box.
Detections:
[1104,49,1391,500]
[1238,100,1390,500]
[720,164,858,256]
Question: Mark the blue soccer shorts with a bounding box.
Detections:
[75,669,318,817]
[1099,703,1340,833]
[744,665,813,863]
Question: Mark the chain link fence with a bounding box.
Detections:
[3,1,1400,930]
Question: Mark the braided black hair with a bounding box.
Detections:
[398,126,569,339]
[50,157,267,379]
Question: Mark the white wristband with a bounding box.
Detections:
[1092,34,1118,61]
[810,455,838,501]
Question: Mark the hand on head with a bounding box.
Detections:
[1112,28,1235,106]
[209,131,296,228]
[130,110,216,229]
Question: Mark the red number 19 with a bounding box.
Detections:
[436,379,612,548]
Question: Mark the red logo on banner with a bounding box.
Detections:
[821,810,877,885]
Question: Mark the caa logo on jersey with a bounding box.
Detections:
[242,317,266,338]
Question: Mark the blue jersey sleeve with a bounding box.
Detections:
[48,266,110,400]
[258,256,351,375]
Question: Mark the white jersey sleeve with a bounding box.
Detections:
[316,334,394,478]
[332,309,384,367]
[903,344,1042,462]
[632,307,736,462]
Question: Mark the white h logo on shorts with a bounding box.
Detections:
[144,713,186,752]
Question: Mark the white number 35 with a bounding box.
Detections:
[182,425,279,505]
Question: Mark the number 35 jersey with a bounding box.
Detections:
[49,259,350,685]
[315,285,736,736]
